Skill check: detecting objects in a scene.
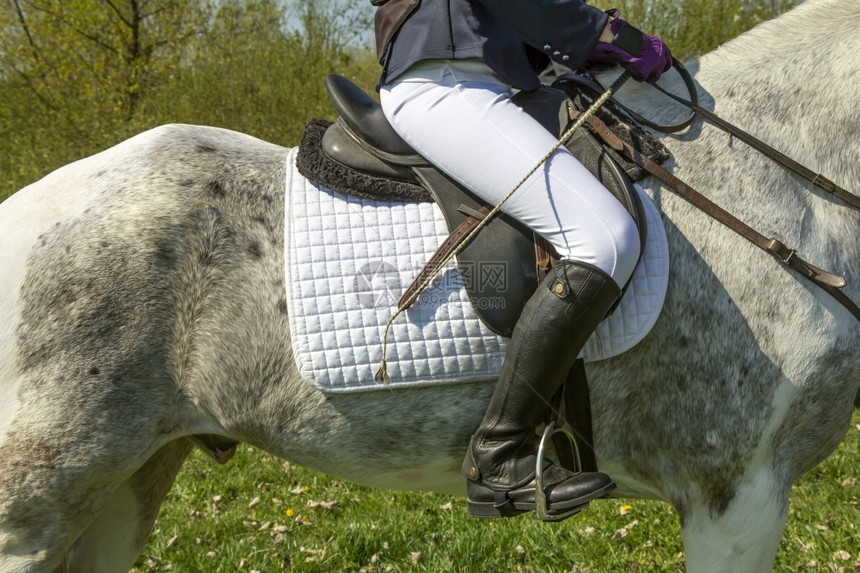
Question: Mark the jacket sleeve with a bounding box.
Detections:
[473,0,609,69]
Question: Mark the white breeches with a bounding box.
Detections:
[380,63,641,287]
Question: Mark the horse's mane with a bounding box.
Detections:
[702,0,859,69]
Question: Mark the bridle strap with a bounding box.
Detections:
[647,59,860,210]
[557,63,698,134]
[583,58,860,209]
[574,110,860,322]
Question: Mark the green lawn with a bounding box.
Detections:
[134,413,860,572]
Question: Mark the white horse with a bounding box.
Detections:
[1,1,858,571]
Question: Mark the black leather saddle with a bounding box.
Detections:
[310,74,647,337]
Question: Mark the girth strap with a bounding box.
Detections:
[398,205,491,310]
[574,110,860,321]
[398,204,560,316]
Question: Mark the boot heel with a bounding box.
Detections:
[466,500,503,518]
[465,499,526,519]
[466,497,592,520]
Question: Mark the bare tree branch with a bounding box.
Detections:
[102,0,133,28]
[11,0,42,62]
[20,2,122,55]
[8,62,58,112]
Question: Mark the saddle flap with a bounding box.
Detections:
[413,166,540,337]
[565,126,648,252]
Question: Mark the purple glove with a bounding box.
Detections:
[588,10,672,82]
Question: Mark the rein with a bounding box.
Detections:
[614,61,860,320]
[582,59,860,210]
[572,107,860,321]
[650,59,860,210]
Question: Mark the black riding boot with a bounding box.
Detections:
[462,259,621,519]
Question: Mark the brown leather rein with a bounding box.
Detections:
[571,77,860,321]
[655,60,860,209]
[589,59,860,211]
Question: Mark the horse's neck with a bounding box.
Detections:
[601,2,860,299]
[704,0,860,69]
[604,0,860,208]
[608,0,860,170]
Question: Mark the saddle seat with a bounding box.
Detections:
[325,74,415,157]
[315,73,647,338]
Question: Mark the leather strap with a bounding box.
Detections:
[493,491,521,517]
[549,358,597,474]
[562,59,698,134]
[573,111,860,321]
[401,211,559,311]
[649,59,860,210]
[534,233,559,277]
[398,205,492,309]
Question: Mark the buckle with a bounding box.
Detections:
[766,238,797,264]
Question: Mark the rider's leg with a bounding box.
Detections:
[380,62,640,518]
[379,62,640,285]
[463,258,621,517]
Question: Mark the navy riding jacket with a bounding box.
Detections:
[375,0,609,91]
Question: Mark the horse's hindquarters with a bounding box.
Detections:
[0,166,105,444]
[0,124,292,571]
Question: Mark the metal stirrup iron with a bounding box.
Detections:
[534,417,584,521]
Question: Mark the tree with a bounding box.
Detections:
[144,0,375,144]
[0,0,212,199]
[0,0,374,200]
[0,0,211,131]
[0,0,800,202]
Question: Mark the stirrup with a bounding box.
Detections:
[534,418,585,521]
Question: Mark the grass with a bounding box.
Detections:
[134,413,860,572]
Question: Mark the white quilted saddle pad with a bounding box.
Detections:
[284,148,668,393]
